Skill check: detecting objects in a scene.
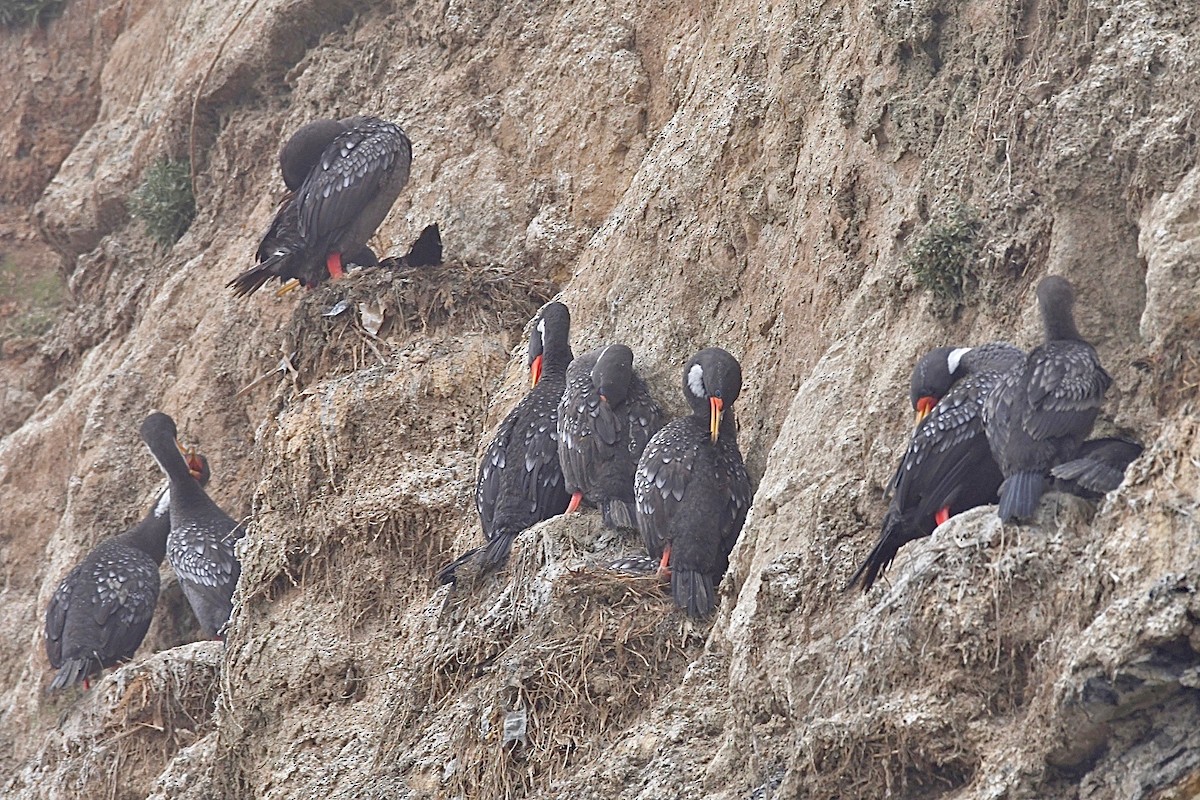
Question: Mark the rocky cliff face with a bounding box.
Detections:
[1,0,1198,798]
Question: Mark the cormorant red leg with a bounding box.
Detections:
[326,252,345,281]
[657,543,672,579]
[935,507,950,526]
[565,491,583,514]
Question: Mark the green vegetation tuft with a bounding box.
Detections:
[129,159,196,249]
[0,0,66,27]
[903,202,981,303]
[0,256,65,345]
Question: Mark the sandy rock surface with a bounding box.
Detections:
[1,0,1198,797]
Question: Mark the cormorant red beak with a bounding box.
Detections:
[173,439,200,477]
[709,396,723,444]
[530,354,544,388]
[914,395,936,426]
[184,447,205,480]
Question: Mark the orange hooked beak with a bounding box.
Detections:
[709,396,724,444]
[530,354,544,388]
[914,395,936,426]
[184,448,205,481]
[175,441,204,480]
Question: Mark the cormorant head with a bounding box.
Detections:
[591,344,634,407]
[279,118,349,191]
[528,302,572,386]
[683,347,743,443]
[909,346,971,425]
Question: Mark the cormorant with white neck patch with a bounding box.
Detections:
[635,347,751,618]
[140,412,244,637]
[852,342,1023,592]
[45,451,210,690]
[437,302,574,585]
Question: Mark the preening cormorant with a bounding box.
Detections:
[557,344,665,529]
[228,116,412,296]
[634,347,751,617]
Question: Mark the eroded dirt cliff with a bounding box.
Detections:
[1,0,1198,798]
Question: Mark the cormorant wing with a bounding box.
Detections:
[1022,343,1112,440]
[635,426,701,560]
[43,568,78,666]
[623,382,666,458]
[518,401,568,520]
[298,126,406,246]
[172,524,243,590]
[476,411,519,536]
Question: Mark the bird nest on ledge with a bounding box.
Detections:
[35,641,222,799]
[282,259,557,380]
[360,510,708,799]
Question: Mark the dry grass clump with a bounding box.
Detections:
[0,255,65,348]
[438,567,703,799]
[285,260,557,379]
[239,476,465,622]
[36,642,221,800]
[795,703,980,798]
[789,502,1106,796]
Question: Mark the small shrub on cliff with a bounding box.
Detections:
[0,0,66,27]
[903,202,981,303]
[130,159,196,249]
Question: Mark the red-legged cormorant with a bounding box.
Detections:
[852,343,1024,592]
[437,302,574,584]
[45,452,210,690]
[1050,436,1142,499]
[557,344,665,529]
[634,347,752,618]
[140,412,244,637]
[228,116,412,296]
[983,277,1112,522]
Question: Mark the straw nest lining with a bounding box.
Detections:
[35,642,221,800]
[436,568,706,799]
[285,260,557,380]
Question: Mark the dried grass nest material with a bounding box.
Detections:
[284,259,557,378]
[434,567,707,799]
[36,642,221,800]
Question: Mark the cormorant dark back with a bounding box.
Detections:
[437,302,574,585]
[983,277,1112,522]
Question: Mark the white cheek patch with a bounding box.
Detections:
[537,317,546,337]
[947,347,972,375]
[154,489,171,518]
[687,363,706,398]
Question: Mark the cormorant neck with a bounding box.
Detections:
[145,435,197,486]
[541,344,574,373]
[119,510,170,565]
[688,401,738,439]
[1043,311,1082,342]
